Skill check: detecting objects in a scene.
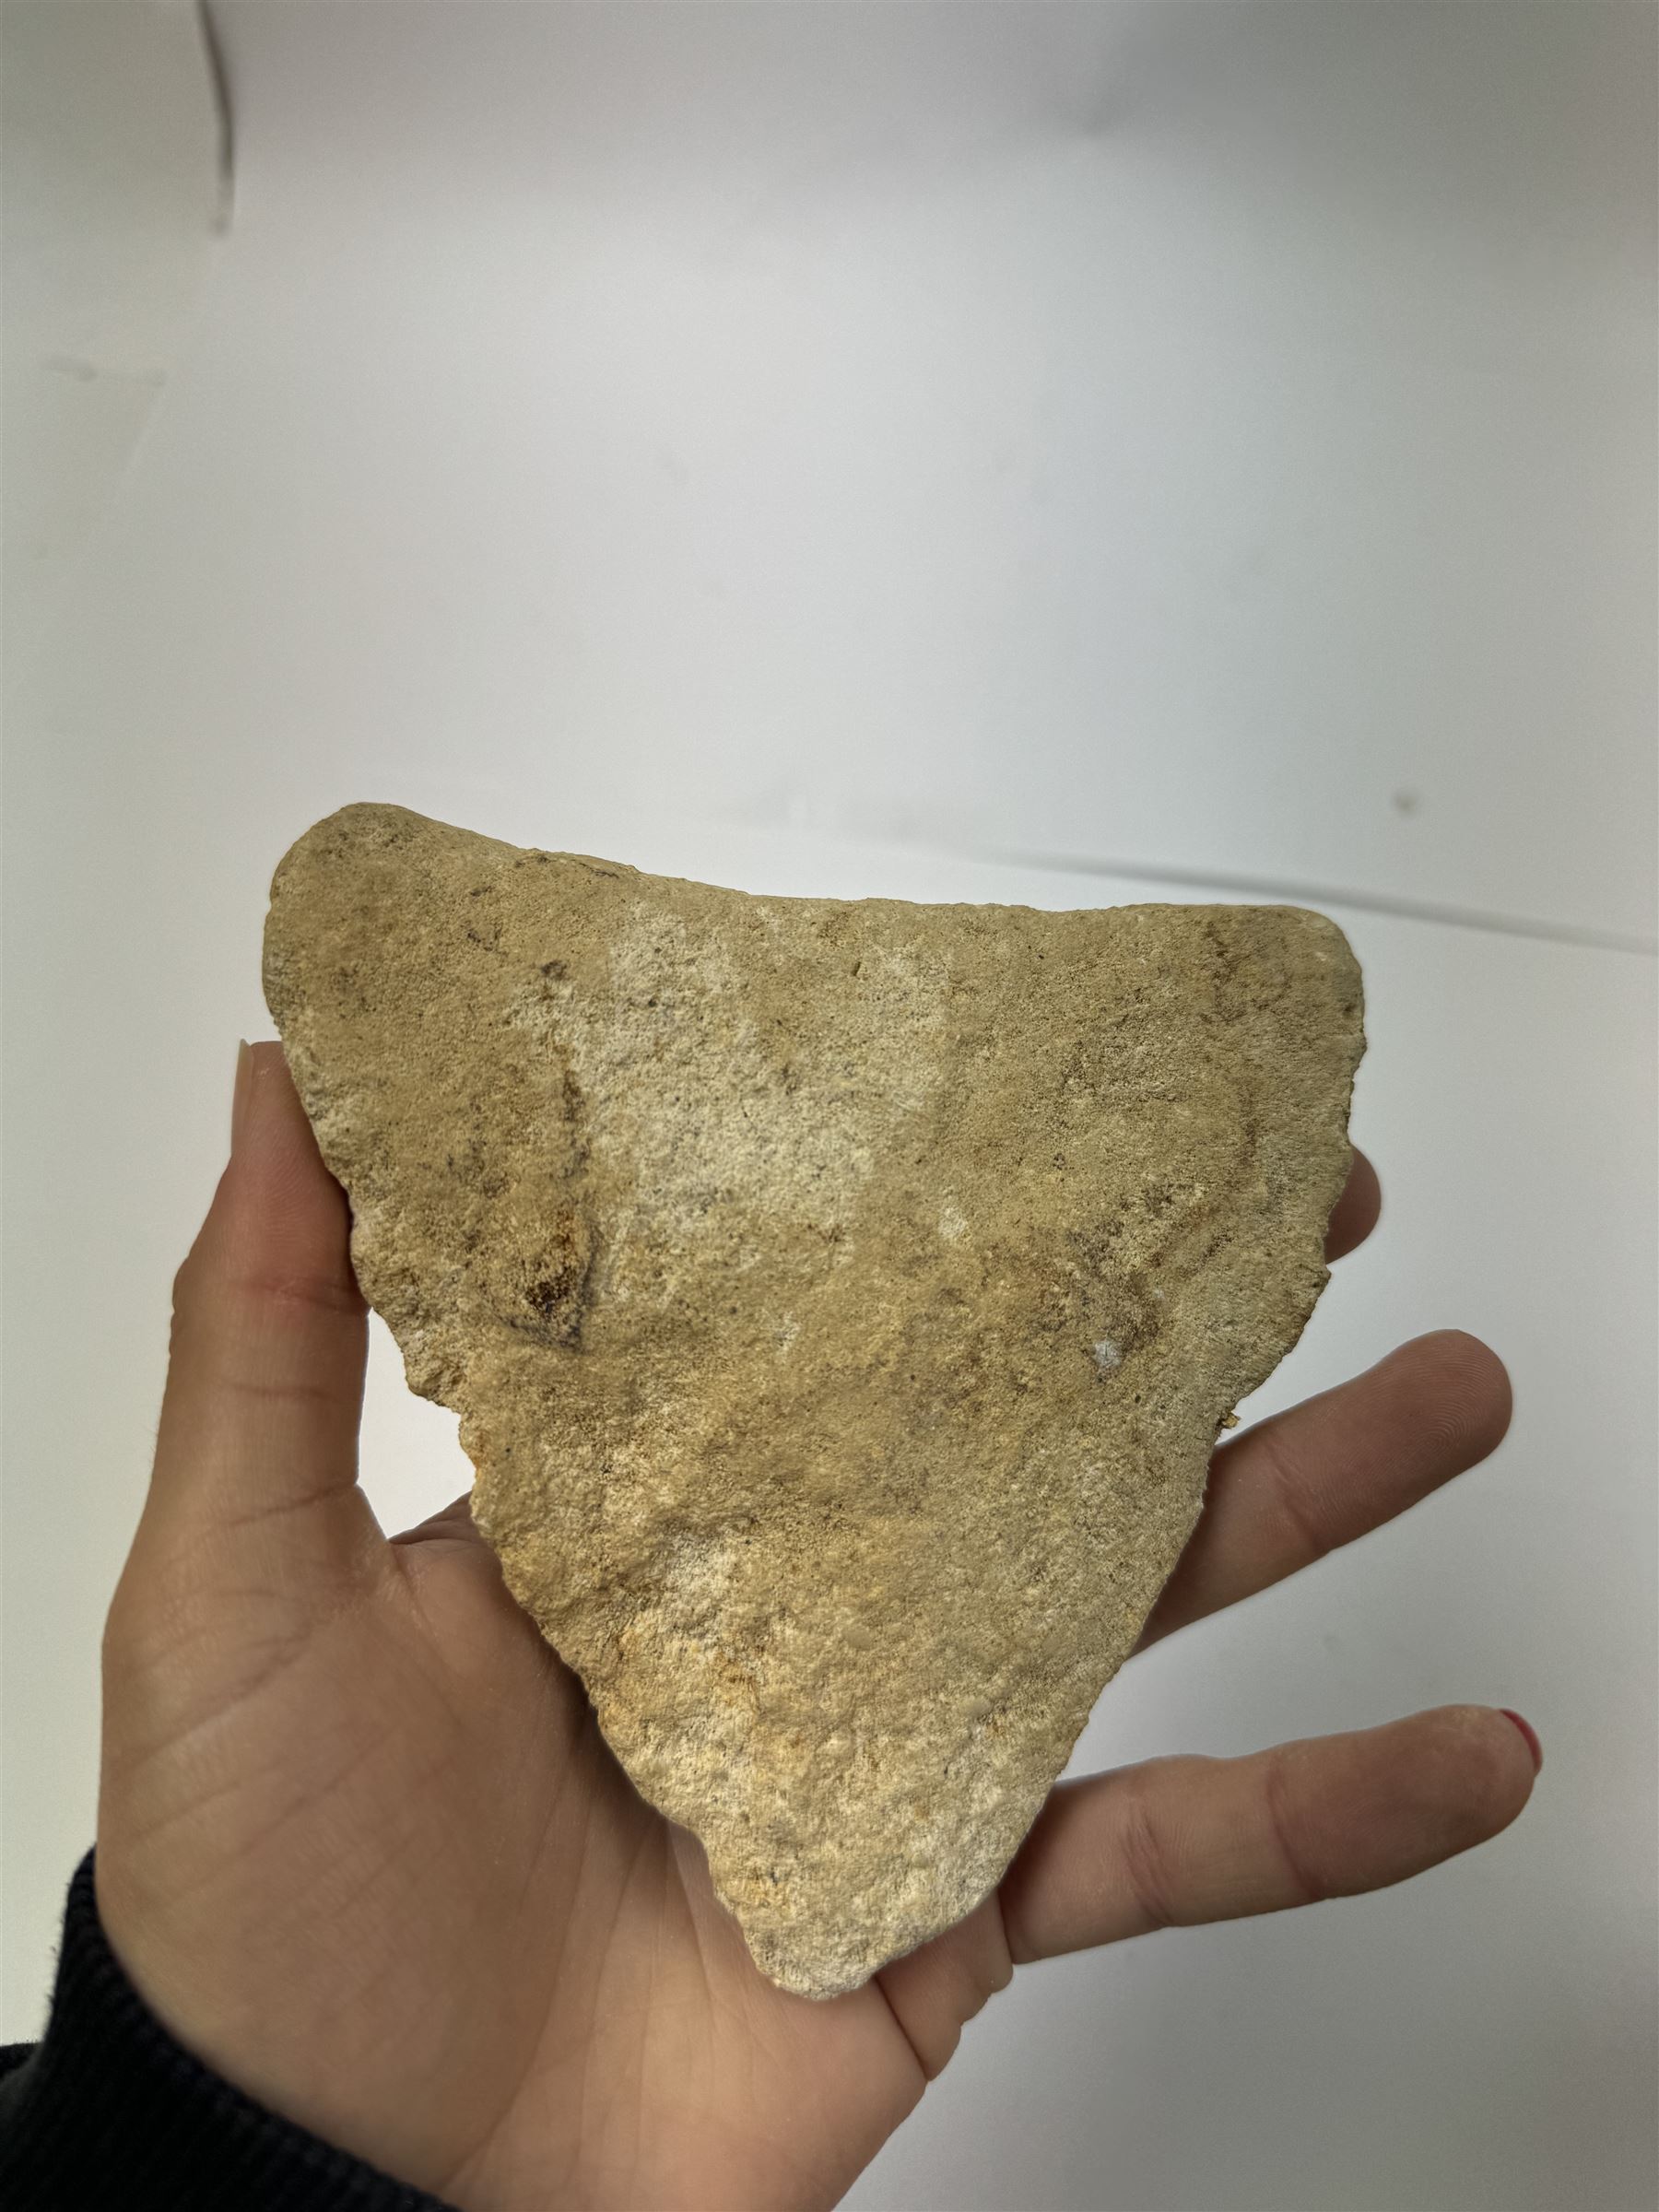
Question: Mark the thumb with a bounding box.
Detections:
[137,1039,380,1593]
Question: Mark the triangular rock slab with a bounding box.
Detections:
[262,803,1365,1998]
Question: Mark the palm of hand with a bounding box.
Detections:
[105,1486,924,2209]
[95,1046,1535,2212]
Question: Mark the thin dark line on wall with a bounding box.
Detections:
[888,833,1659,957]
[197,0,235,232]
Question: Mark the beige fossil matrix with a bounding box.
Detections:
[262,802,1365,1998]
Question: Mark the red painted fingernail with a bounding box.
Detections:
[1500,1710,1543,1772]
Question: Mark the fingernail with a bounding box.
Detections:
[1500,1709,1543,1773]
[231,1039,252,1153]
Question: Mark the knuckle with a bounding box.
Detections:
[100,1585,136,1666]
[221,1268,364,1321]
[1260,1753,1327,1907]
[171,1253,361,1347]
[1251,1420,1334,1566]
[1115,1774,1182,1933]
[965,1896,1015,2010]
[101,1572,166,1679]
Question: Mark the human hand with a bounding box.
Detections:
[95,1041,1536,2212]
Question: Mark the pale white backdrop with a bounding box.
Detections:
[3,6,1655,2209]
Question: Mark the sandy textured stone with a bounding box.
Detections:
[262,802,1365,1998]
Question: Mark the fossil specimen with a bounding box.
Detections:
[262,802,1364,1997]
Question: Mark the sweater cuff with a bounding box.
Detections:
[0,1849,459,2211]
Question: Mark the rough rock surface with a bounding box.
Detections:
[262,802,1366,1999]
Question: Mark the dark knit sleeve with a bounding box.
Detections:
[0,1850,461,2211]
